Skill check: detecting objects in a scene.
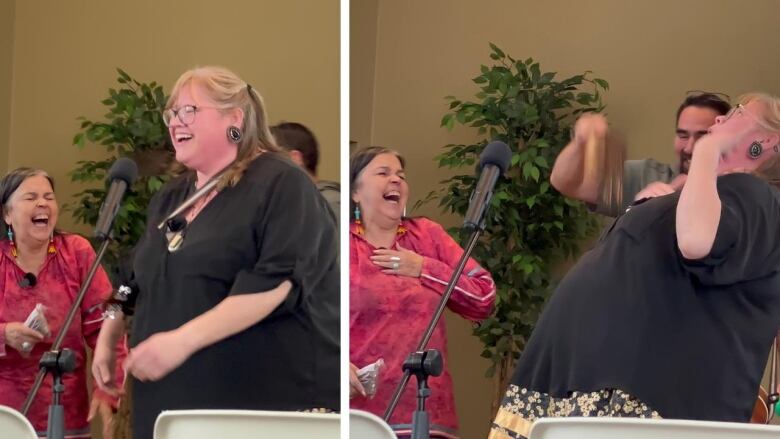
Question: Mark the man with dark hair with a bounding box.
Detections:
[271,122,340,222]
[550,92,731,216]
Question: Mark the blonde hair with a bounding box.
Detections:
[739,93,780,132]
[741,93,780,189]
[167,66,281,188]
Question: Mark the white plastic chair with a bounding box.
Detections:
[0,405,37,439]
[154,409,340,439]
[349,409,396,438]
[529,417,780,439]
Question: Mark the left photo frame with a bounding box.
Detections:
[0,1,343,438]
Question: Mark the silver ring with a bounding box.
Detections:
[392,262,399,270]
[389,256,401,262]
[21,341,31,352]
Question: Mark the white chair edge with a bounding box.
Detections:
[0,404,37,439]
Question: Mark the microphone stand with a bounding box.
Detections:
[21,236,112,439]
[769,337,779,421]
[383,222,485,439]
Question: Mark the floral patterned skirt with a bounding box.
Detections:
[488,385,661,439]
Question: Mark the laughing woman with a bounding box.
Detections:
[491,93,780,438]
[92,66,340,439]
[349,146,496,439]
[0,168,125,438]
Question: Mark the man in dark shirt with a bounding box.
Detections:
[550,92,731,216]
[271,122,340,223]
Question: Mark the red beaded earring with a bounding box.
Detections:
[47,234,56,254]
[7,225,16,257]
[354,204,364,235]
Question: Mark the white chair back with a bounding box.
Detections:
[349,409,396,439]
[154,409,340,439]
[529,417,780,439]
[0,405,37,439]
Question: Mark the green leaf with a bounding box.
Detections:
[488,42,505,59]
[594,78,609,90]
[445,114,455,130]
[72,133,85,148]
[530,63,541,83]
[116,68,131,82]
[522,162,540,182]
[539,72,555,84]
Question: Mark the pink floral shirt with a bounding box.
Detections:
[350,217,496,437]
[0,234,126,437]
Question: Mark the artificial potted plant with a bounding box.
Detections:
[69,68,172,277]
[421,43,609,410]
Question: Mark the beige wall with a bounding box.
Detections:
[9,0,339,233]
[349,0,378,149]
[0,0,13,172]
[354,0,780,437]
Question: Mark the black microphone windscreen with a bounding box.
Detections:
[19,272,37,288]
[479,141,512,174]
[108,158,139,186]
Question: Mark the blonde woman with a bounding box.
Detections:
[491,93,780,438]
[92,66,340,439]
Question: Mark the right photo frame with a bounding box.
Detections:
[348,1,780,438]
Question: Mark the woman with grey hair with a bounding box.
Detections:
[0,167,125,438]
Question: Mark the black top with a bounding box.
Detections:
[129,153,340,439]
[512,173,780,421]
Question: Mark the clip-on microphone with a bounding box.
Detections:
[18,272,37,288]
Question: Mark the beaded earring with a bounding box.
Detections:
[47,234,56,254]
[7,225,16,257]
[397,205,408,236]
[354,204,363,235]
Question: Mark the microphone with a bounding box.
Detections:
[18,272,37,288]
[94,158,138,240]
[463,141,512,229]
[166,215,188,233]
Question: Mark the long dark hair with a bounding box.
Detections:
[0,168,56,239]
[349,146,406,222]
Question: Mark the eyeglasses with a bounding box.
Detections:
[722,104,758,122]
[162,105,216,127]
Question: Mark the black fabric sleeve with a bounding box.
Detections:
[228,166,338,318]
[681,173,780,286]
